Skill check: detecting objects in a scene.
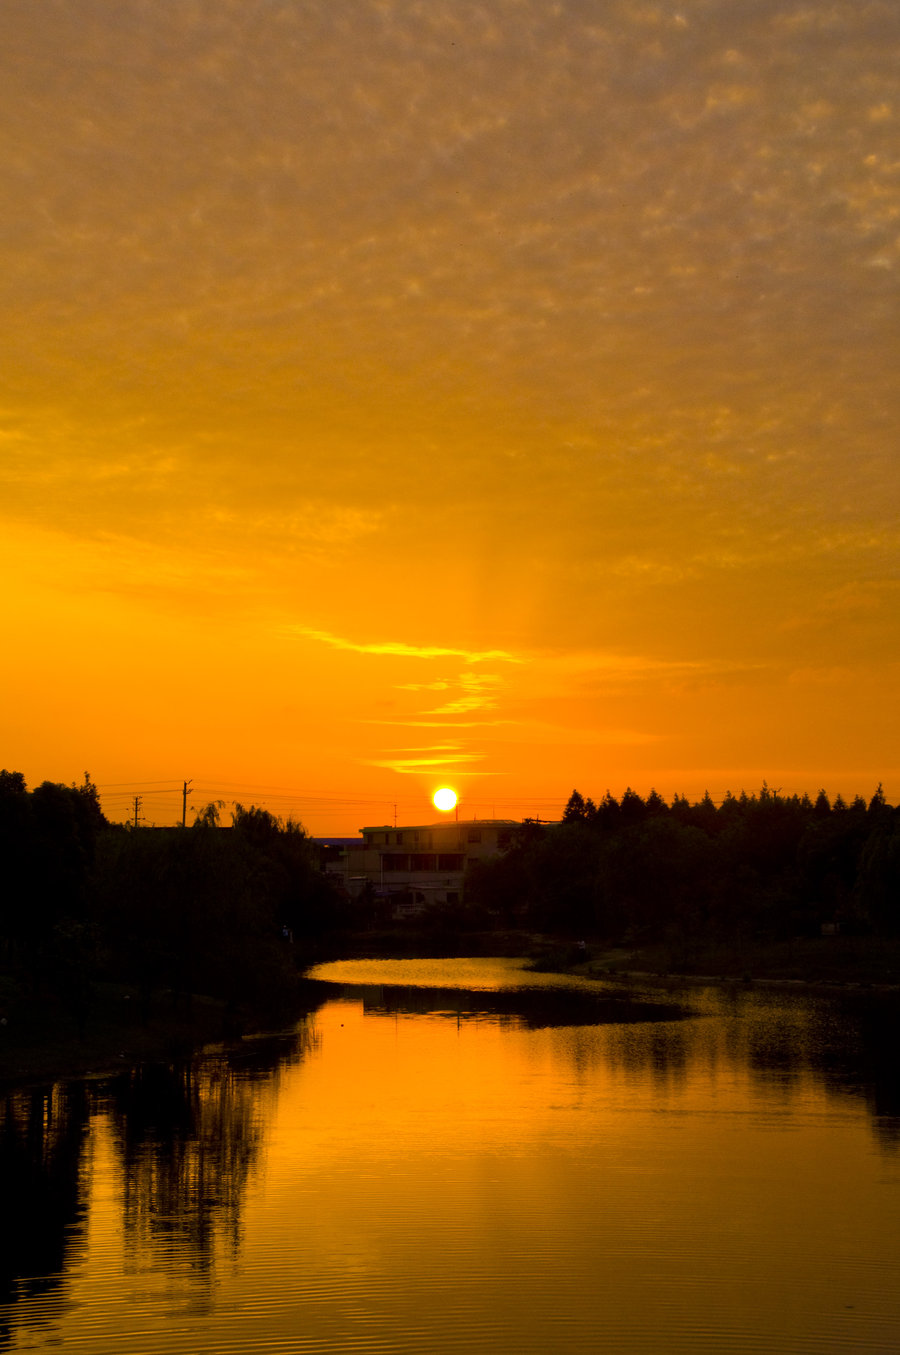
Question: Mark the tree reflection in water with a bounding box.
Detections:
[102,1023,320,1310]
[1,979,898,1352]
[348,977,900,1150]
[0,1082,89,1348]
[0,1018,320,1342]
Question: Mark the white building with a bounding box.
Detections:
[342,819,519,915]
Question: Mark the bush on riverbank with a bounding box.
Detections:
[0,773,347,1046]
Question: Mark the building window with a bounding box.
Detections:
[410,853,437,871]
[395,832,404,845]
[438,853,464,871]
[497,829,512,849]
[383,853,410,871]
[467,828,482,843]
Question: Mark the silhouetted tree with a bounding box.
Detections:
[0,770,30,957]
[594,791,620,830]
[0,773,106,1013]
[562,790,588,822]
[619,787,646,825]
[856,807,900,935]
[464,781,899,948]
[192,799,225,828]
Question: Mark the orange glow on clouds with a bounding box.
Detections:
[1,2,898,830]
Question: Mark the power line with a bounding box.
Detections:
[96,774,572,810]
[96,780,185,788]
[97,777,768,828]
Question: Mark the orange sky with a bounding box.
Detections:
[2,0,898,832]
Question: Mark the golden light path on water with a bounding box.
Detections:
[4,959,900,1353]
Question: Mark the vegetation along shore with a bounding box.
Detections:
[1,771,898,1086]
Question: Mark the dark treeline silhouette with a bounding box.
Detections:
[95,799,344,1012]
[4,769,900,1037]
[0,770,107,1027]
[0,771,346,1030]
[465,783,900,945]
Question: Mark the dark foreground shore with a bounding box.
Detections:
[0,975,316,1090]
[2,931,898,1089]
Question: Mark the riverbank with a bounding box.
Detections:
[526,934,900,991]
[4,930,897,1088]
[0,972,319,1089]
[335,927,900,990]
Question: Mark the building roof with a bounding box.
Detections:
[359,819,520,833]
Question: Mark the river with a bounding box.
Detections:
[2,958,899,1353]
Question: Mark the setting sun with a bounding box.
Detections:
[433,788,458,813]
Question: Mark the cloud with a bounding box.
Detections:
[364,753,487,773]
[3,0,899,814]
[395,681,453,691]
[384,744,466,752]
[425,694,498,715]
[363,719,517,728]
[423,671,504,715]
[294,628,522,664]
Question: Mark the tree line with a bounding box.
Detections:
[0,771,345,1024]
[465,783,900,944]
[3,769,899,1018]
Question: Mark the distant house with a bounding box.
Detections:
[337,819,519,917]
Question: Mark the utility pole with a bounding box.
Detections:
[393,802,397,827]
[182,778,192,828]
[132,795,143,829]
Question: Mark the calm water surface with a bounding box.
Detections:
[2,957,900,1353]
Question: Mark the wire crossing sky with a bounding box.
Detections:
[2,0,898,830]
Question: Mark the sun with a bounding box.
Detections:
[433,787,458,813]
